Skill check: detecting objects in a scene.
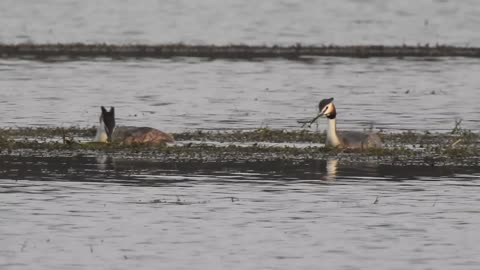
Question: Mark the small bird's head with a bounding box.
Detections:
[318,97,336,119]
[100,106,116,142]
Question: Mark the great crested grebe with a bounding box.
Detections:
[307,98,382,149]
[95,106,174,144]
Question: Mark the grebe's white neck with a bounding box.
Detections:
[326,118,341,147]
[95,118,108,142]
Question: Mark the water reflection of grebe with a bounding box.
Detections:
[326,159,338,181]
[94,106,174,144]
[95,154,113,170]
[307,98,382,149]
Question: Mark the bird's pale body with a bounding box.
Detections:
[317,98,382,149]
[94,106,173,145]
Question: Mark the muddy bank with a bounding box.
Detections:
[0,128,479,167]
[1,44,480,59]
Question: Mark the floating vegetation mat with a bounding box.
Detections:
[1,44,480,59]
[0,127,479,167]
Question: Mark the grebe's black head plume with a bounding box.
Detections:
[100,106,115,142]
[318,98,334,111]
[318,97,336,119]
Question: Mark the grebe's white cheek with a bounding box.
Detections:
[324,105,333,115]
[320,107,328,115]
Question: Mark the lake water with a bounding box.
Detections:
[1,1,480,269]
[1,57,480,133]
[1,156,480,269]
[1,0,480,46]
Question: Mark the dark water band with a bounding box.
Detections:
[1,44,480,59]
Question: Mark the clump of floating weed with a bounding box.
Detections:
[7,140,64,151]
[448,119,479,146]
[0,126,96,138]
[0,136,14,149]
[380,131,418,144]
[441,146,476,159]
[0,125,478,166]
[380,130,441,146]
[173,128,325,143]
[246,128,321,142]
[0,137,171,153]
[75,141,170,152]
[338,145,417,158]
[450,119,464,135]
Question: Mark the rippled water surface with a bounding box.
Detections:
[1,57,480,132]
[1,0,480,45]
[1,156,480,270]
